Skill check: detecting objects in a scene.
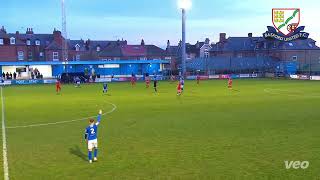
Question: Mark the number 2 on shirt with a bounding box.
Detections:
[90,128,95,135]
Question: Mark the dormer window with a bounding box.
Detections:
[0,39,3,45]
[204,49,209,58]
[96,46,101,52]
[10,37,15,45]
[26,40,31,46]
[75,44,80,51]
[35,40,40,46]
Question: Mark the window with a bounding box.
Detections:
[28,52,32,60]
[255,43,259,49]
[26,40,31,46]
[75,44,80,51]
[10,37,15,45]
[96,46,101,52]
[308,43,313,48]
[292,56,298,61]
[35,40,40,46]
[0,39,3,45]
[140,57,147,60]
[273,42,277,48]
[263,42,267,49]
[53,52,59,61]
[17,51,24,61]
[204,49,209,58]
[76,54,80,61]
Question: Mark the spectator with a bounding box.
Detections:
[9,73,12,79]
[13,72,17,79]
[2,72,5,79]
[6,72,9,79]
[31,72,35,79]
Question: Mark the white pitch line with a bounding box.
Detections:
[6,102,117,129]
[1,87,9,180]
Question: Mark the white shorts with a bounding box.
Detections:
[88,139,98,150]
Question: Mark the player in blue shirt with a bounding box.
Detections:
[103,82,108,94]
[84,110,102,163]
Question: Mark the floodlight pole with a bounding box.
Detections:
[181,8,187,77]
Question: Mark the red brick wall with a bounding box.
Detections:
[0,45,27,61]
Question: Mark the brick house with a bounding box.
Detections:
[97,39,171,61]
[210,33,320,70]
[0,26,174,64]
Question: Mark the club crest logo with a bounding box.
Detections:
[272,8,300,36]
[263,8,309,42]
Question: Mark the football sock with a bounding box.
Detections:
[94,149,98,158]
[88,151,92,160]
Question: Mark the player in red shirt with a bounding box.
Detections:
[56,80,61,94]
[228,77,233,89]
[131,75,136,87]
[177,82,182,96]
[196,75,200,85]
[145,76,150,88]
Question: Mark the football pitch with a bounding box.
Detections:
[1,79,320,179]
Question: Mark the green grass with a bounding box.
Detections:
[1,79,320,179]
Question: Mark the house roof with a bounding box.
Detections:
[276,39,320,50]
[7,33,54,46]
[121,45,146,57]
[145,45,166,56]
[166,46,179,56]
[211,36,320,51]
[99,45,123,57]
[45,41,62,50]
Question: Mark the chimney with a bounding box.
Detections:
[53,28,63,44]
[248,33,253,38]
[167,40,170,49]
[205,38,210,44]
[219,33,226,42]
[141,39,145,46]
[26,28,34,34]
[0,26,7,34]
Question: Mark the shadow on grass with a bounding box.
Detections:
[69,145,87,162]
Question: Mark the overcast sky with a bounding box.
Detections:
[1,0,319,47]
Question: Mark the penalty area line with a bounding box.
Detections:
[1,87,10,180]
[6,102,117,129]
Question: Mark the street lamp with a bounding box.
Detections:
[178,0,192,77]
